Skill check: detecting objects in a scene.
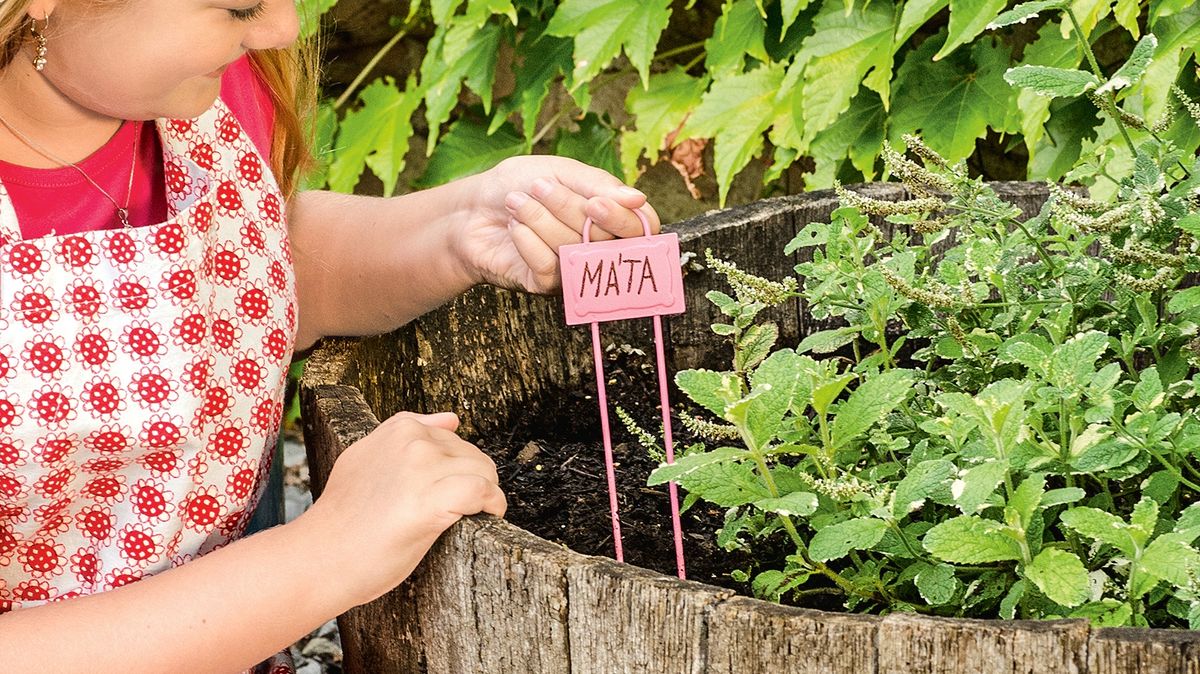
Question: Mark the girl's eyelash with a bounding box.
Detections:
[229,3,266,20]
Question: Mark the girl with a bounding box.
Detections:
[0,0,659,671]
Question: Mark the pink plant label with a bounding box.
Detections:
[559,233,686,325]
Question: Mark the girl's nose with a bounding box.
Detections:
[242,1,300,52]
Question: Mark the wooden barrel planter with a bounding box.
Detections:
[300,183,1200,674]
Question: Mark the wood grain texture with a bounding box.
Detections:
[877,613,1089,674]
[706,598,878,674]
[1086,627,1200,674]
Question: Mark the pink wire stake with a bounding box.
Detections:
[561,212,688,580]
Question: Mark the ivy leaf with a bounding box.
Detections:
[490,26,574,143]
[680,63,787,206]
[421,21,503,149]
[1004,65,1101,98]
[647,446,749,485]
[297,0,338,39]
[894,459,956,518]
[755,492,819,517]
[808,88,886,186]
[924,516,1024,563]
[987,0,1068,29]
[793,1,896,144]
[1024,548,1090,607]
[705,0,769,79]
[936,0,1009,60]
[329,76,422,196]
[898,0,950,46]
[829,369,915,450]
[554,113,624,180]
[545,0,673,89]
[414,118,524,189]
[891,38,1016,163]
[953,460,1009,514]
[781,0,816,34]
[675,369,742,417]
[620,67,709,182]
[1060,508,1138,558]
[810,518,889,562]
[915,563,960,605]
[1095,35,1158,94]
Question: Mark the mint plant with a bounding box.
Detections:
[649,3,1200,627]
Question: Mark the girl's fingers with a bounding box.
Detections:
[507,219,562,291]
[586,198,661,241]
[505,190,584,253]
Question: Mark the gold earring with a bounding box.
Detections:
[30,15,49,71]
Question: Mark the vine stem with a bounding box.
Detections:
[335,22,413,110]
[1065,8,1137,155]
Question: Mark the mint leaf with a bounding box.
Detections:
[1048,331,1109,392]
[675,460,771,507]
[1132,366,1165,413]
[648,446,747,485]
[987,0,1067,29]
[736,322,780,372]
[1060,508,1138,558]
[1095,35,1158,94]
[1070,600,1133,627]
[953,460,1008,514]
[829,369,916,450]
[1134,533,1200,593]
[1004,65,1101,98]
[915,563,960,605]
[1008,473,1045,530]
[747,350,811,448]
[1168,287,1200,313]
[797,327,860,355]
[924,516,1024,563]
[810,517,889,562]
[675,369,741,417]
[755,492,819,517]
[1024,548,1090,607]
[894,459,956,518]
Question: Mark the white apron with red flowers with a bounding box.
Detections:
[0,100,297,673]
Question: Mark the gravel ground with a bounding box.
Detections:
[282,437,343,674]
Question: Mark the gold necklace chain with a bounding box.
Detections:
[0,110,139,229]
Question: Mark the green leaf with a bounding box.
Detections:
[1132,367,1165,413]
[329,76,422,196]
[1136,533,1200,589]
[810,517,889,562]
[807,88,886,186]
[1040,487,1086,508]
[830,369,916,450]
[1070,436,1138,474]
[810,371,857,417]
[675,369,742,417]
[781,0,815,34]
[1096,35,1158,94]
[1167,287,1200,313]
[924,516,1024,563]
[793,1,896,143]
[1008,473,1046,530]
[915,563,960,605]
[936,0,1009,60]
[898,0,950,46]
[747,350,812,448]
[1048,331,1109,392]
[414,118,524,189]
[546,0,673,89]
[894,460,956,517]
[987,0,1068,29]
[676,460,772,507]
[648,446,748,485]
[736,323,780,372]
[491,26,574,142]
[755,491,819,516]
[1000,579,1026,619]
[1060,508,1138,558]
[554,113,624,180]
[1024,548,1090,607]
[421,21,502,148]
[297,0,338,39]
[1070,600,1133,627]
[705,0,769,79]
[681,63,787,206]
[797,327,859,355]
[620,67,709,182]
[890,38,1016,163]
[953,460,1009,514]
[1004,65,1101,98]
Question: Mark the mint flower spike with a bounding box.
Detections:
[1052,200,1137,233]
[1100,239,1186,269]
[901,133,949,170]
[835,183,944,217]
[680,414,740,441]
[877,265,961,309]
[1174,84,1200,127]
[703,249,797,306]
[1116,268,1177,293]
[880,143,957,194]
[1048,183,1108,214]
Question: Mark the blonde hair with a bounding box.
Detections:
[0,1,318,198]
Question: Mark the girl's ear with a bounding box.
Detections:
[25,2,58,22]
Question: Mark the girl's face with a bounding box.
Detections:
[24,0,299,120]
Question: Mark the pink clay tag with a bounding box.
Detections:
[559,233,686,325]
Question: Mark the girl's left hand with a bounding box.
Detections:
[453,155,661,294]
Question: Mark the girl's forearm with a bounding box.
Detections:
[0,516,350,674]
[288,177,483,351]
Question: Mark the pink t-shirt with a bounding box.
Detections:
[0,56,275,239]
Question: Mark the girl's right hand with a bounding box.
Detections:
[294,411,506,607]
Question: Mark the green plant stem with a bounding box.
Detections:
[335,23,412,110]
[653,40,706,63]
[1065,8,1137,155]
[952,203,1058,273]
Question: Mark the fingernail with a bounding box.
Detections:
[531,178,554,199]
[505,192,529,212]
[617,186,645,200]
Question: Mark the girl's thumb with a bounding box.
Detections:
[392,410,461,432]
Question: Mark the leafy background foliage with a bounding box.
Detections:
[301,0,1198,219]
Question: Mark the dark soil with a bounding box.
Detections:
[474,349,770,594]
